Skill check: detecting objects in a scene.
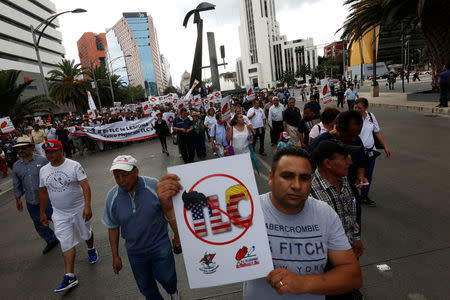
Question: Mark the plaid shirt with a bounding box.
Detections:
[310,169,360,243]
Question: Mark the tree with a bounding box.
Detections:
[84,65,124,107]
[0,70,57,121]
[121,85,146,104]
[279,71,296,87]
[295,64,311,82]
[340,0,450,91]
[48,59,90,113]
[163,86,178,95]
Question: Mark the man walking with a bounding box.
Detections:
[436,63,449,108]
[268,97,284,146]
[173,108,195,163]
[344,83,359,110]
[31,124,46,156]
[283,97,302,146]
[247,100,267,155]
[13,136,58,254]
[39,140,98,293]
[102,155,180,300]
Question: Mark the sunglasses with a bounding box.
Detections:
[42,142,60,150]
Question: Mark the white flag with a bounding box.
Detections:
[87,91,97,111]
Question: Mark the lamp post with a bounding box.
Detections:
[371,26,379,97]
[105,52,131,102]
[30,8,87,99]
[90,60,102,108]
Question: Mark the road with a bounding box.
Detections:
[0,106,449,299]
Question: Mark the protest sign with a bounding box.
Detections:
[184,79,199,101]
[168,154,273,289]
[162,112,175,133]
[87,110,96,119]
[149,96,159,104]
[87,91,97,111]
[142,101,152,115]
[321,79,332,104]
[34,116,44,125]
[0,117,15,133]
[220,96,232,122]
[246,85,256,102]
[70,117,156,142]
[113,102,122,107]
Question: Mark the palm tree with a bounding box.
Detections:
[48,59,90,113]
[340,0,450,91]
[84,65,125,106]
[295,64,311,82]
[0,70,57,121]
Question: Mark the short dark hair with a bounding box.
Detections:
[311,140,348,166]
[354,97,369,108]
[321,107,340,124]
[180,108,187,113]
[215,112,222,119]
[336,111,363,132]
[272,147,315,173]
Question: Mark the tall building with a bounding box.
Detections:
[180,70,191,93]
[106,12,165,96]
[77,32,107,78]
[161,54,173,87]
[0,0,65,97]
[324,41,344,58]
[237,0,318,88]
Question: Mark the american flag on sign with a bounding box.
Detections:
[226,193,251,228]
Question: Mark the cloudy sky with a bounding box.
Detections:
[54,0,349,87]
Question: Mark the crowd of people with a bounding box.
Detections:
[4,84,396,299]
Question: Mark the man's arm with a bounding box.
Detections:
[12,169,24,211]
[267,249,362,295]
[39,187,49,226]
[374,132,392,158]
[108,228,122,274]
[79,178,92,221]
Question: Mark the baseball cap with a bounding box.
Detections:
[110,155,138,172]
[42,140,62,151]
[13,136,34,147]
[281,132,290,140]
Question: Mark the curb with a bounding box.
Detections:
[369,102,450,116]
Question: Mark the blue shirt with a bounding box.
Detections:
[277,141,293,150]
[437,70,450,84]
[102,176,169,254]
[13,155,48,205]
[344,88,358,100]
[211,123,228,146]
[173,116,193,136]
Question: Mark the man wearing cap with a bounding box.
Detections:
[38,140,98,293]
[102,155,180,300]
[12,137,58,254]
[45,123,57,140]
[31,124,46,156]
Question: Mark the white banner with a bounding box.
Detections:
[246,85,256,102]
[168,154,273,289]
[162,112,175,133]
[87,91,97,111]
[0,117,15,133]
[321,79,332,104]
[70,117,157,142]
[34,116,44,125]
[220,96,232,122]
[142,101,152,115]
[184,79,199,102]
[114,102,122,107]
[87,109,96,119]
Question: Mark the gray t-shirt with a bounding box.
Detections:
[243,192,351,300]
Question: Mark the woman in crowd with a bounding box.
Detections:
[210,113,228,157]
[226,113,252,155]
[191,112,206,159]
[154,113,170,155]
[204,107,218,155]
[354,98,392,206]
[199,106,207,122]
[309,107,340,143]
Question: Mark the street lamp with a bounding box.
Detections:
[90,60,102,108]
[105,52,131,102]
[30,8,87,99]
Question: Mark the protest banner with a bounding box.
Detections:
[0,117,15,133]
[34,116,44,125]
[87,91,97,111]
[70,117,157,142]
[220,96,232,122]
[246,85,256,102]
[113,102,122,107]
[184,79,199,101]
[142,101,152,115]
[168,154,273,289]
[87,109,96,119]
[149,96,159,104]
[162,112,175,133]
[321,79,332,104]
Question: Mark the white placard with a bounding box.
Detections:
[246,85,256,102]
[220,96,232,122]
[87,91,97,111]
[168,154,273,289]
[321,79,332,104]
[0,117,15,133]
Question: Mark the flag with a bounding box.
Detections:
[87,91,97,111]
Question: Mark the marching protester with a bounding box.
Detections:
[156,147,362,299]
[154,113,170,156]
[102,155,180,300]
[31,123,46,156]
[204,107,218,156]
[344,83,359,111]
[353,98,392,207]
[191,112,207,159]
[38,140,98,293]
[1,133,18,172]
[210,113,229,157]
[268,96,284,146]
[12,136,59,254]
[283,97,302,146]
[308,107,340,144]
[247,99,267,155]
[298,106,321,148]
[226,112,252,155]
[45,123,57,140]
[173,108,195,164]
[304,94,321,118]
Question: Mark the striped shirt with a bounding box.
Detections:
[310,169,360,243]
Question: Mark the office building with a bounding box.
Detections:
[0,0,65,97]
[324,41,344,58]
[77,32,107,79]
[180,70,191,93]
[161,54,173,87]
[237,0,318,88]
[106,12,165,96]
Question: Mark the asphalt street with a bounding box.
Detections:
[0,106,449,299]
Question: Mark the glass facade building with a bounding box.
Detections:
[105,30,129,85]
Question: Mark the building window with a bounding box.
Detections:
[96,38,104,51]
[248,67,257,73]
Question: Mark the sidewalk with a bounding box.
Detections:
[358,92,449,116]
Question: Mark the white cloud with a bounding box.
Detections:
[53,0,348,88]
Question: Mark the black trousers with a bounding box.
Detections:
[347,100,355,111]
[178,134,195,163]
[337,97,344,108]
[271,121,284,144]
[158,135,168,152]
[252,127,265,153]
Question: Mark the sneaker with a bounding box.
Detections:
[362,197,376,207]
[88,248,99,264]
[54,275,78,293]
[170,290,180,300]
[42,240,59,254]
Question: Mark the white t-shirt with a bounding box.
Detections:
[243,193,351,300]
[45,128,57,140]
[232,126,250,154]
[309,122,330,140]
[359,112,380,149]
[204,115,217,134]
[39,159,87,214]
[247,107,266,129]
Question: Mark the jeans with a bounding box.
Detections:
[252,127,265,153]
[194,131,206,158]
[347,100,355,110]
[361,155,376,198]
[127,240,177,300]
[178,134,195,163]
[439,82,448,107]
[26,201,57,244]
